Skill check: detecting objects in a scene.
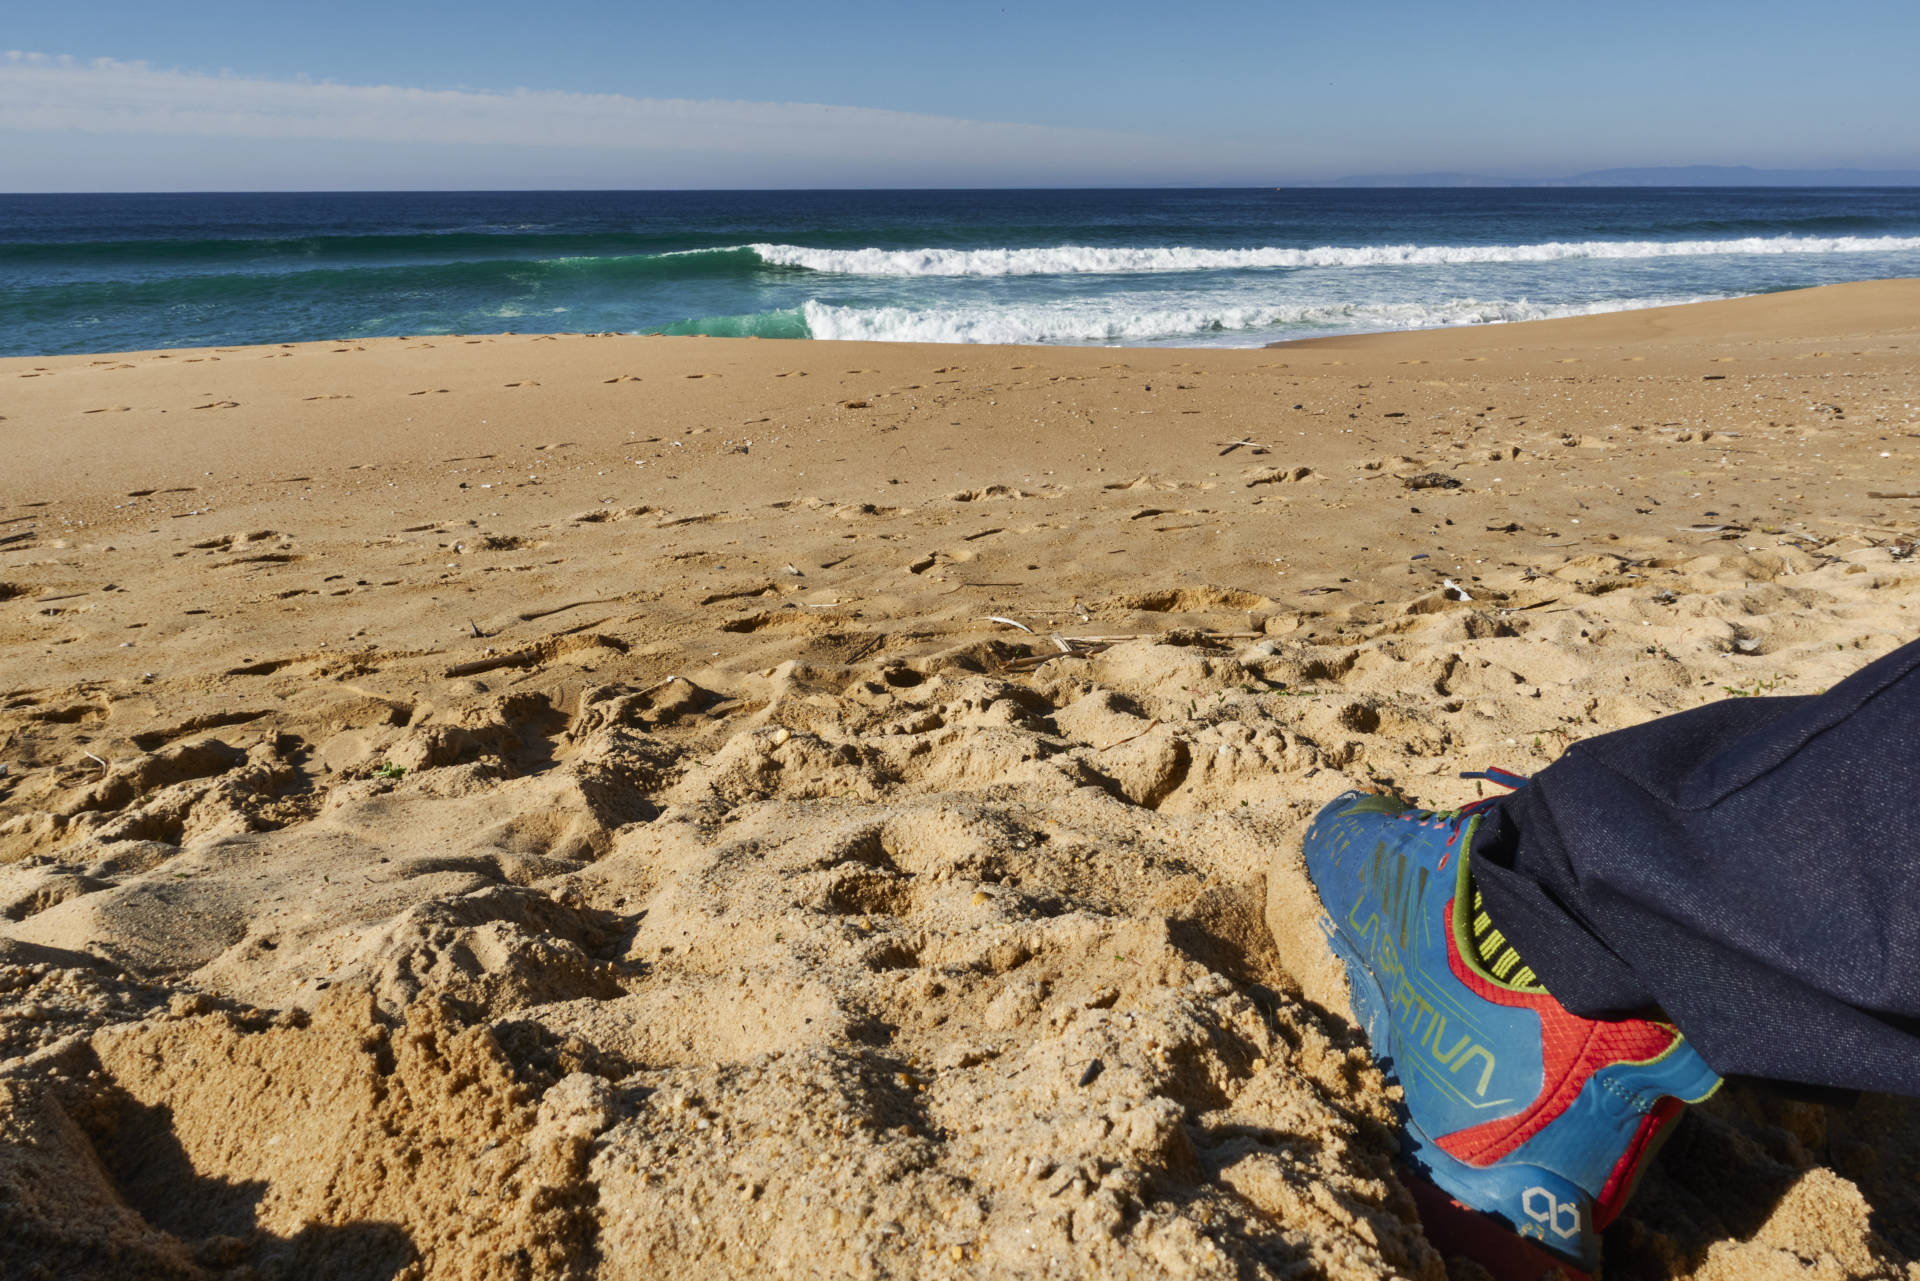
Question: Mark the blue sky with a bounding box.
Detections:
[4,0,1918,189]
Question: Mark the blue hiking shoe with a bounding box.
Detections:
[1302,773,1720,1279]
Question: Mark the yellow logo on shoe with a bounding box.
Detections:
[1347,841,1511,1107]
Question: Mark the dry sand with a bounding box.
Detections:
[2,280,1918,1280]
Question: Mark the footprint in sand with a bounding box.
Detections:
[947,485,1034,502]
[302,394,352,401]
[503,381,540,388]
[407,389,451,396]
[188,529,278,551]
[83,406,132,414]
[602,375,642,383]
[192,400,241,410]
[225,658,295,677]
[568,505,655,524]
[685,373,717,379]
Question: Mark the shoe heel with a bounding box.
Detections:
[1634,1035,1722,1105]
[1400,1164,1593,1281]
[1400,1137,1600,1277]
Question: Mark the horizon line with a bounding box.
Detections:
[10,180,1920,197]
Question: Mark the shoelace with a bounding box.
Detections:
[1398,768,1529,865]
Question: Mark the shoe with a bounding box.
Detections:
[1301,774,1720,1279]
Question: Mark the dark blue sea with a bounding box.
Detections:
[5,188,1920,357]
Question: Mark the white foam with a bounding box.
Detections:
[798,295,1714,345]
[752,236,1920,277]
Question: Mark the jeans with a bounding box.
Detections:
[1469,637,1920,1097]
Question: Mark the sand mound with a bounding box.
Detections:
[4,992,593,1281]
[7,560,1919,1277]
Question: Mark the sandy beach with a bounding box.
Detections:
[4,280,1919,1280]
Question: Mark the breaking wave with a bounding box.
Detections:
[653,294,1722,346]
[746,236,1920,277]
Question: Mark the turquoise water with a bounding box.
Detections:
[5,188,1920,356]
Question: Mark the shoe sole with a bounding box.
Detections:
[1400,1168,1594,1281]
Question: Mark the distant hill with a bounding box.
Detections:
[1558,165,1920,186]
[1280,164,1920,188]
[1279,171,1519,188]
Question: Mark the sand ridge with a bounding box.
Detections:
[3,282,1920,1279]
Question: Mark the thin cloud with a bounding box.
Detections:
[0,51,1241,181]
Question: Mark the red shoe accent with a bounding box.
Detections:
[1593,1095,1685,1229]
[1435,902,1678,1169]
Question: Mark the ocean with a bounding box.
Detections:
[5,187,1920,357]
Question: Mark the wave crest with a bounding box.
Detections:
[749,236,1920,277]
[765,295,1714,344]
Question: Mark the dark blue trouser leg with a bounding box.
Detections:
[1468,637,1920,1097]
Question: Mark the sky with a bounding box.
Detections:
[4,0,1919,190]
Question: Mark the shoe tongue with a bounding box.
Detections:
[1452,843,1548,995]
[1467,885,1545,992]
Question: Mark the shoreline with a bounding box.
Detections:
[4,280,1918,1280]
[1267,276,1920,349]
[2,276,1909,370]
